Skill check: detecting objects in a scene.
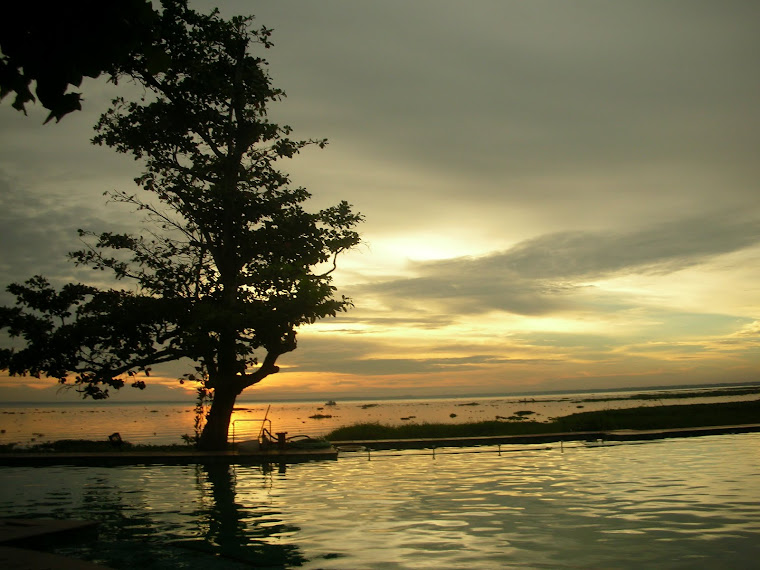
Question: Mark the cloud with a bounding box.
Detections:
[293,351,560,377]
[737,321,760,336]
[354,213,760,317]
[495,214,760,279]
[0,170,153,309]
[252,1,760,185]
[2,1,759,398]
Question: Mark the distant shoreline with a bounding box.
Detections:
[325,398,760,441]
[3,381,759,407]
[3,398,758,457]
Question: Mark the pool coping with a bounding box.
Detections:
[330,422,760,450]
[0,447,338,467]
[1,423,758,465]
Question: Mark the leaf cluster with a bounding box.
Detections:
[0,0,162,122]
[0,276,166,398]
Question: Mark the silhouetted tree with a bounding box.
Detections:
[0,0,362,450]
[0,0,162,123]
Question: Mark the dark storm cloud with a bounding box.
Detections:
[0,77,141,179]
[0,176,83,280]
[250,0,760,189]
[0,173,140,304]
[0,76,148,300]
[356,213,760,316]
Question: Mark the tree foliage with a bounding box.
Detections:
[0,1,362,449]
[0,0,160,122]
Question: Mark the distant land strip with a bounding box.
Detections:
[325,399,760,441]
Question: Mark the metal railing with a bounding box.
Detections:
[231,418,272,446]
[231,403,275,447]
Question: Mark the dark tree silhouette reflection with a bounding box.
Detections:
[179,463,306,567]
[19,464,306,569]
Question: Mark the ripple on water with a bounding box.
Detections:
[0,433,758,568]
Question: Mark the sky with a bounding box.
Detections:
[1,1,759,402]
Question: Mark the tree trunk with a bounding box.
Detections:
[197,383,240,451]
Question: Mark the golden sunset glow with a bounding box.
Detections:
[1,1,759,402]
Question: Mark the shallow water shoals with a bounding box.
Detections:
[2,389,759,446]
[0,433,759,569]
[324,399,760,442]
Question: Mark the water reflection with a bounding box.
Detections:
[0,463,306,569]
[1,434,759,569]
[5,390,757,445]
[268,436,760,568]
[177,463,305,567]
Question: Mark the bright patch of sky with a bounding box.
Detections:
[1,1,758,401]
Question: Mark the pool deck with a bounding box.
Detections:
[0,423,758,466]
[0,446,338,467]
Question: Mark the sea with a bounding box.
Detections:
[2,385,758,446]
[2,385,760,568]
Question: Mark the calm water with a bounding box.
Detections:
[2,388,758,446]
[1,433,758,568]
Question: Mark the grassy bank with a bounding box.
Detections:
[572,385,760,403]
[2,399,757,452]
[326,399,760,441]
[0,436,332,454]
[0,439,194,453]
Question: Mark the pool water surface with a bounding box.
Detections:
[1,433,758,568]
